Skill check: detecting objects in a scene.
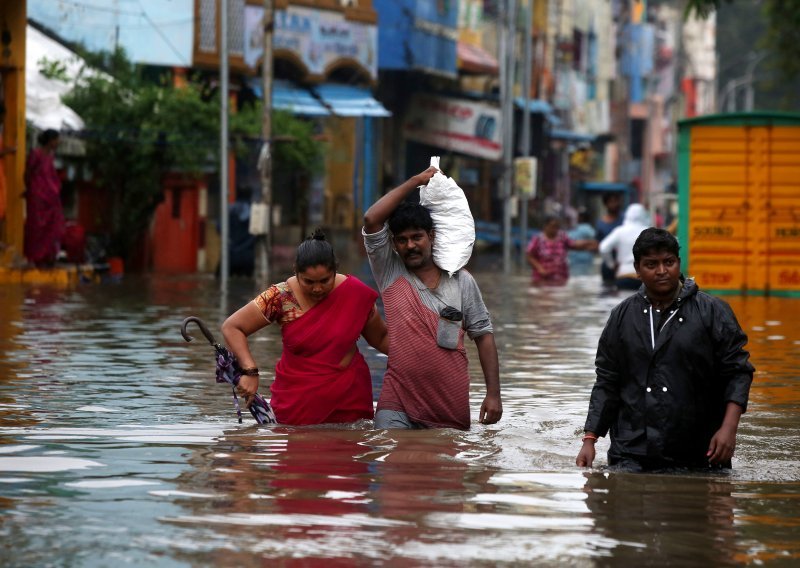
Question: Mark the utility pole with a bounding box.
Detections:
[255,0,274,284]
[519,0,533,268]
[501,0,517,274]
[219,0,230,292]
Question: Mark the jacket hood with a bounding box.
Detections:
[623,203,651,226]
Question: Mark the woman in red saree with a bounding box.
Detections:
[24,129,65,265]
[222,229,388,425]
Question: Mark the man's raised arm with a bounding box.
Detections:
[363,166,438,234]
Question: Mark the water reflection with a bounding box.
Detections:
[582,471,738,565]
[0,270,798,565]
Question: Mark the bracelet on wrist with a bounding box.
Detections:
[240,367,260,376]
[582,434,598,443]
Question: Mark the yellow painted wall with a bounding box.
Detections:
[687,125,800,293]
[0,3,27,267]
[324,116,356,229]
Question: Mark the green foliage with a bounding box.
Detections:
[715,1,800,111]
[687,0,800,81]
[230,103,324,178]
[63,47,217,257]
[37,57,70,81]
[61,47,323,260]
[684,0,731,20]
[763,0,800,80]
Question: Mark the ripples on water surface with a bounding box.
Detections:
[0,267,798,566]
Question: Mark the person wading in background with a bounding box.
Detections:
[595,192,623,287]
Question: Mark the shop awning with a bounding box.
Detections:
[248,80,390,118]
[457,41,498,75]
[515,97,562,126]
[313,84,391,118]
[248,79,331,116]
[271,80,331,116]
[551,129,597,143]
[579,182,632,193]
[514,97,552,114]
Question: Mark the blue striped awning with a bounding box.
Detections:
[550,129,596,143]
[313,84,391,118]
[248,79,330,116]
[272,80,330,116]
[248,80,390,118]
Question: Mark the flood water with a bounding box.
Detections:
[1,259,798,566]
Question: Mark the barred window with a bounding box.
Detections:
[199,0,217,53]
[228,0,245,56]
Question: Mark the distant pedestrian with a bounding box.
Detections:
[0,102,16,228]
[567,210,596,275]
[599,203,651,290]
[595,192,623,286]
[526,216,597,286]
[576,228,754,471]
[24,129,64,266]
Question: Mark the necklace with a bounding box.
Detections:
[427,271,442,290]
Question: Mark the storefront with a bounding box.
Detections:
[241,1,388,232]
[402,92,502,221]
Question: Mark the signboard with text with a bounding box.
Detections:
[683,124,800,295]
[403,93,502,161]
[514,157,538,197]
[244,5,377,80]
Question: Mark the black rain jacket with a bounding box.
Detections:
[584,277,754,467]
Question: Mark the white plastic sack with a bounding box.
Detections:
[419,156,475,276]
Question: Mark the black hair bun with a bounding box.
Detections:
[310,227,326,241]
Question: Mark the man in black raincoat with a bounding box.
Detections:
[576,228,754,471]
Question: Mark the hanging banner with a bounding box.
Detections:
[403,93,502,161]
[514,157,538,197]
[244,5,378,80]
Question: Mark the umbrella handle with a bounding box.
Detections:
[181,316,217,346]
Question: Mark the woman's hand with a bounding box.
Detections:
[236,374,259,407]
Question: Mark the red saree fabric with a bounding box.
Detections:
[24,148,65,264]
[270,275,378,425]
[378,277,470,429]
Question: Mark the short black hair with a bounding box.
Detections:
[295,228,337,272]
[633,227,680,263]
[388,202,433,235]
[37,129,60,147]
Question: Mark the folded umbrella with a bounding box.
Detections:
[181,316,277,425]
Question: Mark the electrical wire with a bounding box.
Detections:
[55,0,143,17]
[136,0,191,65]
[49,0,192,65]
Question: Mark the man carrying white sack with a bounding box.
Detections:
[363,166,503,430]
